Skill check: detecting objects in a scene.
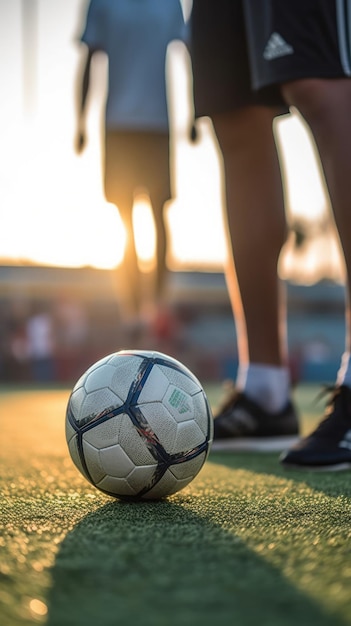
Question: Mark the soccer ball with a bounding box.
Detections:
[65,350,213,500]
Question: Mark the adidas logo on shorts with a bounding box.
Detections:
[263,32,294,61]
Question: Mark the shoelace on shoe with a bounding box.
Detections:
[310,385,350,437]
[215,383,240,415]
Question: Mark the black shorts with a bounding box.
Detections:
[191,0,351,117]
[104,130,171,208]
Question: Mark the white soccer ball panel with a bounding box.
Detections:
[141,469,178,499]
[192,392,213,437]
[171,421,206,455]
[83,414,124,448]
[99,444,135,478]
[97,474,137,497]
[117,419,157,465]
[74,352,139,388]
[68,386,88,420]
[65,418,76,445]
[99,354,145,400]
[157,364,202,395]
[67,434,87,478]
[68,387,121,426]
[127,465,159,492]
[169,451,207,480]
[137,365,170,403]
[139,403,177,451]
[84,364,121,393]
[107,352,143,370]
[71,362,100,391]
[82,353,113,373]
[162,385,194,423]
[82,441,106,483]
[146,350,201,382]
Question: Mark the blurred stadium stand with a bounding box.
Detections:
[0,264,345,385]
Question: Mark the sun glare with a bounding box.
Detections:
[133,194,156,268]
[275,111,329,221]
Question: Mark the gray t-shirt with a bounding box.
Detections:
[80,0,187,131]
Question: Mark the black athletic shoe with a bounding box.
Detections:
[212,387,300,452]
[280,385,351,471]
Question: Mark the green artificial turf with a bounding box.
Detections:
[1,385,351,626]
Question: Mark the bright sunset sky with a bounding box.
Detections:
[0,0,342,281]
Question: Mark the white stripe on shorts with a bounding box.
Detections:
[336,0,351,75]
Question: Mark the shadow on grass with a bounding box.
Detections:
[208,450,351,499]
[46,498,346,626]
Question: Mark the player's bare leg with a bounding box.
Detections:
[282,78,351,350]
[212,106,288,368]
[149,190,169,308]
[115,198,142,320]
[281,78,351,469]
[210,105,299,450]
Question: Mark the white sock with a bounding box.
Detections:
[336,352,351,388]
[236,363,291,413]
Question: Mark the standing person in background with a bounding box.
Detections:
[74,0,187,322]
[190,0,351,470]
[26,302,56,383]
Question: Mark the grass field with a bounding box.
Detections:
[1,383,351,626]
